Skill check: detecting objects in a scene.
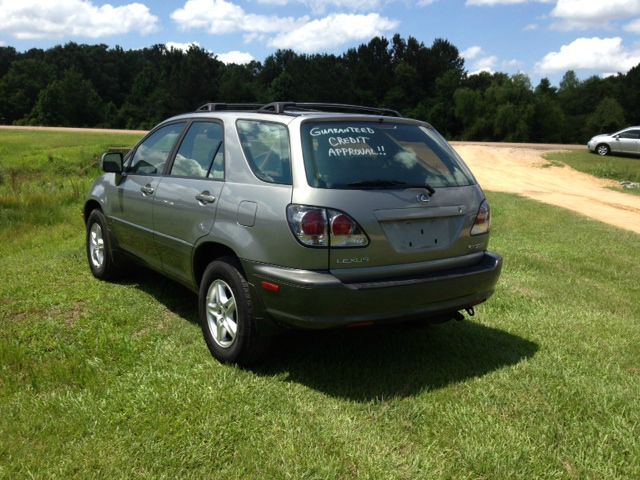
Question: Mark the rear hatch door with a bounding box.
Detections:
[295,119,485,280]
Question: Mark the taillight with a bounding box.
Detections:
[287,205,368,248]
[301,209,326,236]
[327,209,368,247]
[287,205,328,247]
[470,200,491,236]
[330,214,354,236]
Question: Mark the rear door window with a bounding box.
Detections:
[237,120,292,185]
[171,121,224,179]
[301,122,474,189]
[619,130,640,139]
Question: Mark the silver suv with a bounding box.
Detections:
[85,102,502,365]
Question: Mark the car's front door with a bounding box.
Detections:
[152,120,226,284]
[109,122,186,266]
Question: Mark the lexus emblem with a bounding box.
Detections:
[417,192,431,204]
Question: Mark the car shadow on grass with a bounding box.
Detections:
[116,269,200,325]
[117,270,538,402]
[255,320,538,401]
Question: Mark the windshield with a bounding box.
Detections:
[301,122,474,189]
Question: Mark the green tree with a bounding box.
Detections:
[29,68,105,126]
[622,64,640,124]
[586,97,626,134]
[0,59,55,123]
[218,63,258,102]
[0,46,17,78]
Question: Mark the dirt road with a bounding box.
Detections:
[2,125,639,234]
[452,144,640,235]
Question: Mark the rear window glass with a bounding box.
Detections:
[301,122,474,189]
[237,120,292,185]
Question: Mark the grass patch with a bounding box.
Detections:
[0,130,142,232]
[545,150,640,188]
[1,131,639,478]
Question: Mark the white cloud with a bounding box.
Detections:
[461,45,483,60]
[0,0,158,39]
[257,0,383,14]
[165,41,201,52]
[268,13,398,53]
[257,0,289,4]
[417,0,437,6]
[172,0,305,34]
[216,50,255,64]
[461,46,501,74]
[524,23,538,31]
[164,43,254,64]
[470,55,498,74]
[172,1,399,53]
[466,0,551,5]
[503,58,523,68]
[625,17,640,33]
[551,0,640,30]
[536,37,640,73]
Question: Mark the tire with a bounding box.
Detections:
[198,257,270,365]
[596,144,610,156]
[86,209,123,280]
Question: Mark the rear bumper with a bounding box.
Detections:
[244,252,502,329]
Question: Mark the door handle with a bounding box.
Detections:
[140,184,154,195]
[195,191,216,204]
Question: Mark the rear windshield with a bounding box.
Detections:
[301,122,474,189]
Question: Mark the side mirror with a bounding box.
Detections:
[102,152,123,174]
[614,134,620,140]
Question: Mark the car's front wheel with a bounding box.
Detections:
[86,209,123,280]
[596,144,610,156]
[199,258,270,365]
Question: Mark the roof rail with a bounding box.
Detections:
[258,102,401,117]
[195,101,402,117]
[196,103,264,112]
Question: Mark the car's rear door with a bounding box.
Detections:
[109,122,186,266]
[626,129,640,154]
[615,130,640,153]
[152,120,225,284]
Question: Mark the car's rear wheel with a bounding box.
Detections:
[596,144,610,156]
[199,257,270,365]
[86,209,123,280]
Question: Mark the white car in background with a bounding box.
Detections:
[588,127,640,156]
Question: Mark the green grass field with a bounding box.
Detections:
[545,150,640,189]
[1,130,639,479]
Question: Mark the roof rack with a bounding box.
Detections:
[195,102,401,117]
[258,102,401,117]
[196,103,264,112]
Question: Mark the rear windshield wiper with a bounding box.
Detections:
[345,180,436,195]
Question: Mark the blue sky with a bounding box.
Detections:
[1,0,639,85]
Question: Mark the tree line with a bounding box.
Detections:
[0,35,638,143]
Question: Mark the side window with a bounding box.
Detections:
[129,123,185,175]
[171,122,224,179]
[619,130,640,139]
[237,120,292,185]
